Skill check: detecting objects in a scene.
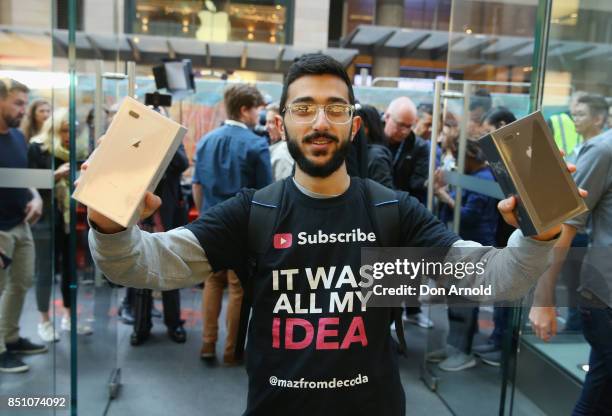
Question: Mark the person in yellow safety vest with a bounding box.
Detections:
[548,91,587,156]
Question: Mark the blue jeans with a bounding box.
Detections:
[490,306,510,349]
[572,305,612,415]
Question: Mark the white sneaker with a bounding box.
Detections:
[438,351,477,372]
[61,317,93,335]
[38,322,60,343]
[403,312,434,329]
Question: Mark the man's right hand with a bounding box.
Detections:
[529,306,558,342]
[78,157,162,234]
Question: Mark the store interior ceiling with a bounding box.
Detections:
[0,25,357,74]
[1,23,610,76]
[342,24,612,69]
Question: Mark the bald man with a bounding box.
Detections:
[383,97,430,204]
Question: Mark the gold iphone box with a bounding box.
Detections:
[478,111,587,236]
[73,97,187,228]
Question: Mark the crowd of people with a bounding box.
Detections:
[0,52,610,414]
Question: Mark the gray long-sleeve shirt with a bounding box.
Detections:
[565,130,612,307]
[89,224,555,303]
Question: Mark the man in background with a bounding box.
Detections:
[384,96,430,204]
[570,94,609,160]
[265,103,293,181]
[383,96,433,329]
[413,102,433,141]
[192,84,271,364]
[468,88,492,138]
[0,78,46,373]
[549,91,587,156]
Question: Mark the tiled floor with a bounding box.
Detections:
[6,284,452,415]
[6,282,562,416]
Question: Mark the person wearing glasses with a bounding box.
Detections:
[383,97,434,329]
[191,84,272,365]
[383,96,431,205]
[85,54,576,415]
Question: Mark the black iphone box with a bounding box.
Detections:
[478,111,587,236]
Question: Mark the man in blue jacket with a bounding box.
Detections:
[0,78,46,373]
[192,84,272,364]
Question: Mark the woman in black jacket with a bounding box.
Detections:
[355,104,394,189]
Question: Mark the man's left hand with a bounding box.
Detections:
[24,196,43,225]
[497,161,587,241]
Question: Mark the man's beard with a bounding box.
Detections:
[3,113,21,128]
[286,127,352,178]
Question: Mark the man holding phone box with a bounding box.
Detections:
[0,78,48,374]
[84,55,585,415]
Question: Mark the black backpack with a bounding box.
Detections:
[235,178,407,359]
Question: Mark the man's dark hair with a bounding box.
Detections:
[469,88,492,112]
[482,106,517,129]
[454,139,486,164]
[416,102,433,119]
[223,84,264,121]
[279,53,355,112]
[0,78,29,99]
[355,104,385,145]
[577,94,609,125]
[465,139,486,163]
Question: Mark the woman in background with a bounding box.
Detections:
[430,139,501,371]
[29,108,91,341]
[438,112,460,171]
[20,99,51,142]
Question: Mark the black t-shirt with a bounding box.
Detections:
[0,129,31,231]
[186,177,458,416]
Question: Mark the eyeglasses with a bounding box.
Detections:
[284,103,354,125]
[389,115,412,132]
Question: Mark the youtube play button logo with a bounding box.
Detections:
[273,233,293,249]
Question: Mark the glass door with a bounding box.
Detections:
[54,0,129,414]
[0,5,61,415]
[512,0,612,414]
[421,0,542,415]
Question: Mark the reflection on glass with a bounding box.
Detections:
[516,0,612,415]
[130,0,288,44]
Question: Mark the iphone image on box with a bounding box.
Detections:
[479,111,587,236]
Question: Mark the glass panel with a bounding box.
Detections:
[0,3,59,415]
[513,0,612,414]
[422,1,541,415]
[424,81,530,415]
[58,1,123,414]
